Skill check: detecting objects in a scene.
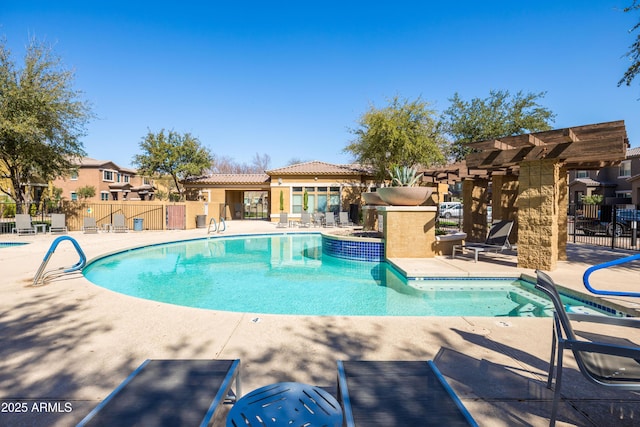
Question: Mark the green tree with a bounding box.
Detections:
[0,37,92,212]
[619,1,640,88]
[133,129,212,201]
[344,96,446,183]
[442,90,555,161]
[76,185,96,200]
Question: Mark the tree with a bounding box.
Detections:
[133,129,212,200]
[76,185,96,200]
[619,1,640,88]
[442,90,555,161]
[344,96,446,183]
[0,37,92,212]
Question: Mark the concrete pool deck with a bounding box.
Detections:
[1,221,639,426]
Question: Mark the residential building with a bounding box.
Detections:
[568,147,640,205]
[52,157,156,202]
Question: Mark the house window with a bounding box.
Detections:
[103,170,115,181]
[70,192,77,201]
[616,191,632,199]
[576,170,589,178]
[123,175,130,183]
[100,191,110,201]
[291,186,342,213]
[619,161,631,178]
[143,177,151,185]
[70,171,78,180]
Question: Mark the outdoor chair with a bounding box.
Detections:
[276,212,289,228]
[12,214,35,235]
[77,359,240,427]
[83,217,99,234]
[452,220,513,262]
[49,214,68,234]
[312,212,324,227]
[338,211,353,227]
[324,212,336,227]
[112,214,129,233]
[299,212,311,228]
[337,360,477,426]
[535,270,640,426]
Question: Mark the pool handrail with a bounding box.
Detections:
[583,253,640,297]
[207,217,226,234]
[33,236,87,286]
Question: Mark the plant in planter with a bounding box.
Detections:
[377,166,434,206]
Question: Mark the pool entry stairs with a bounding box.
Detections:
[207,217,226,234]
[33,236,87,286]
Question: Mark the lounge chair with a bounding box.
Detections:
[12,214,35,235]
[77,359,241,427]
[339,211,353,227]
[276,212,289,228]
[299,212,311,228]
[337,360,478,426]
[49,214,68,234]
[83,217,99,234]
[324,212,336,227]
[535,271,640,426]
[452,220,514,262]
[112,214,129,233]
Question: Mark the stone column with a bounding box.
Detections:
[378,206,438,258]
[492,174,519,243]
[517,159,565,270]
[462,178,490,242]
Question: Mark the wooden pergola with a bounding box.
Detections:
[423,120,629,270]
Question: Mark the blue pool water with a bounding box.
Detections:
[83,234,609,317]
[0,242,28,248]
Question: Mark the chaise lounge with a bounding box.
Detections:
[452,220,514,262]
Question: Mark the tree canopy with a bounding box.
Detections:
[619,1,640,88]
[0,37,92,210]
[441,90,555,161]
[344,96,446,183]
[133,129,212,200]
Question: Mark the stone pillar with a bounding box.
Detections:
[492,174,519,244]
[517,159,565,270]
[362,206,379,231]
[557,165,568,261]
[378,206,438,258]
[462,178,490,242]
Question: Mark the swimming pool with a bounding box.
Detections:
[83,234,610,317]
[0,242,28,248]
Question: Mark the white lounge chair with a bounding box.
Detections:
[452,220,513,262]
[339,211,353,227]
[113,214,129,233]
[299,212,312,228]
[13,214,36,235]
[83,217,99,234]
[50,214,68,234]
[324,212,336,227]
[276,212,289,228]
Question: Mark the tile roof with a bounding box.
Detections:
[627,146,640,158]
[266,161,372,175]
[184,174,270,185]
[569,177,616,187]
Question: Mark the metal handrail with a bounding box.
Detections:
[33,236,87,286]
[207,217,226,234]
[583,253,640,297]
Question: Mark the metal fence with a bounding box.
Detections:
[569,203,640,251]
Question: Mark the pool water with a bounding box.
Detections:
[83,234,608,317]
[0,242,28,248]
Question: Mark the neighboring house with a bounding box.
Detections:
[52,157,156,202]
[568,147,640,205]
[182,161,376,221]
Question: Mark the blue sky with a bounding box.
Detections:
[2,1,639,170]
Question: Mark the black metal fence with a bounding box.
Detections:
[569,203,640,251]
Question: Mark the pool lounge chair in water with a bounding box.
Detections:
[535,271,640,427]
[451,220,513,262]
[77,359,240,427]
[337,360,478,426]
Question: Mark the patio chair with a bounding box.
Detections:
[338,211,353,227]
[77,359,241,427]
[535,270,640,426]
[112,214,129,233]
[83,217,99,234]
[324,212,336,227]
[49,214,68,234]
[337,360,478,426]
[312,212,324,227]
[13,214,35,235]
[276,212,289,228]
[299,212,311,228]
[451,220,513,262]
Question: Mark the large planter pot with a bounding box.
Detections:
[362,192,388,206]
[377,187,434,206]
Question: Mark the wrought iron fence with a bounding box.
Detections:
[569,203,640,251]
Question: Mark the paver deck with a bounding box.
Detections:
[1,221,639,426]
